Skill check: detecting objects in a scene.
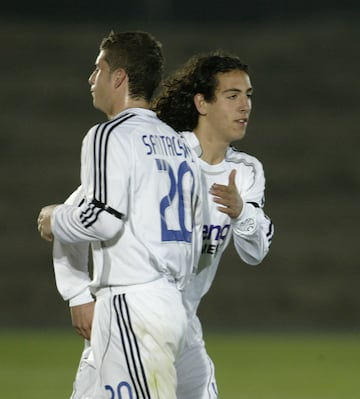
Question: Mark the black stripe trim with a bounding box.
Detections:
[113,294,151,399]
[91,199,123,220]
[78,197,85,207]
[246,201,260,208]
[93,124,101,205]
[266,217,274,244]
[79,202,103,228]
[92,113,136,204]
[84,113,135,229]
[113,295,140,398]
[267,222,274,239]
[122,295,151,399]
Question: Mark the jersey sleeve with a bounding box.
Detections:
[51,125,129,244]
[52,185,94,306]
[231,157,274,265]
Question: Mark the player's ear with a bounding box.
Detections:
[113,68,127,89]
[194,93,207,116]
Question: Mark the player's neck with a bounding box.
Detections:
[194,128,227,165]
[107,97,149,119]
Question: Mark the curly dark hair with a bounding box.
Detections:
[153,52,249,132]
[100,31,164,102]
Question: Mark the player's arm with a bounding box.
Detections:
[54,237,95,340]
[230,161,274,265]
[52,185,93,304]
[210,163,273,265]
[231,202,273,265]
[42,127,129,244]
[53,186,95,340]
[50,200,124,243]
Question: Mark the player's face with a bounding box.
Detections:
[202,70,252,145]
[88,50,114,116]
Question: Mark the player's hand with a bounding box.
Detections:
[37,204,58,242]
[210,169,243,219]
[70,301,95,341]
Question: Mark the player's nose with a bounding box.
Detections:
[238,96,251,112]
[88,71,95,85]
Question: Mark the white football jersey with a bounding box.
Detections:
[181,131,274,323]
[52,109,202,299]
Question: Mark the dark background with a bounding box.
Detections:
[0,1,359,332]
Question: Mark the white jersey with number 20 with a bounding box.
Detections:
[51,108,202,302]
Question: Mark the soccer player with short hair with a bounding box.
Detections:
[37,31,202,399]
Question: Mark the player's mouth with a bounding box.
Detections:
[235,118,248,125]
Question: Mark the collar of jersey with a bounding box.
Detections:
[182,131,241,164]
[112,107,155,120]
[198,157,227,173]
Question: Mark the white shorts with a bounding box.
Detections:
[89,278,187,399]
[176,340,218,399]
[71,336,218,399]
[70,340,95,399]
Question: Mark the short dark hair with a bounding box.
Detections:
[100,31,164,102]
[153,52,249,132]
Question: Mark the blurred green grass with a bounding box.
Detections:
[207,332,360,399]
[0,329,81,399]
[0,329,359,399]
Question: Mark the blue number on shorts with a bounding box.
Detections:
[117,381,132,398]
[105,382,133,399]
[105,385,115,399]
[156,159,195,243]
